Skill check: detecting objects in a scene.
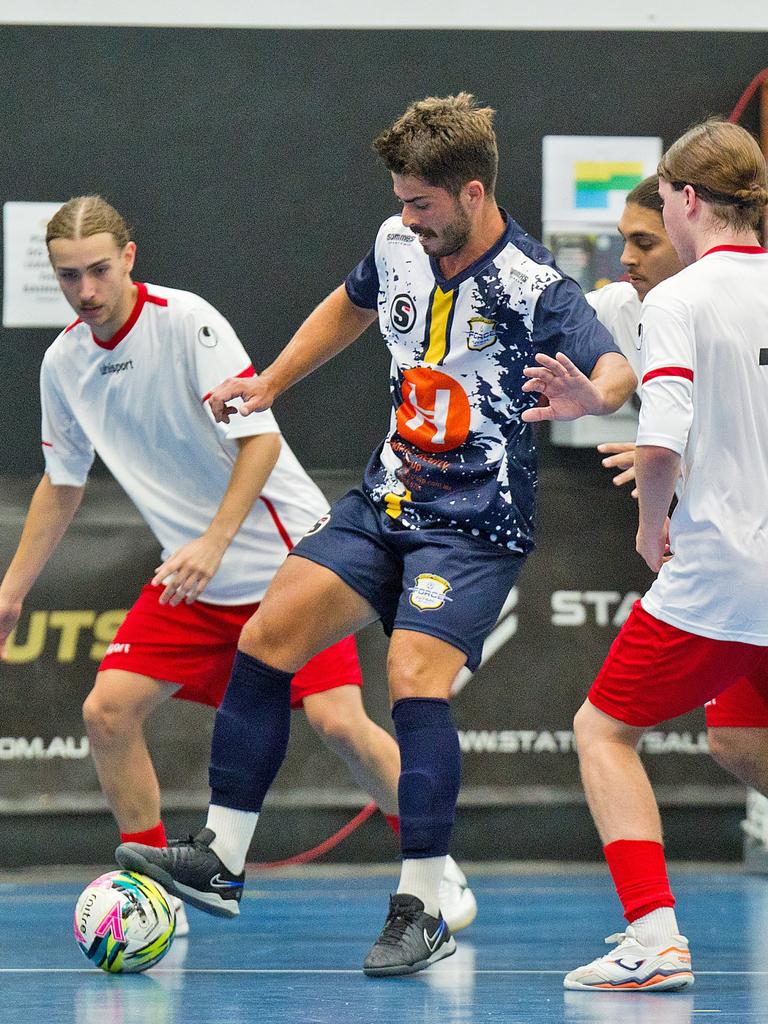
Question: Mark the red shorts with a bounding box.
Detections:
[98,582,362,710]
[589,601,768,728]
[705,671,768,727]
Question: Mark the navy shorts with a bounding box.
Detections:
[291,489,525,671]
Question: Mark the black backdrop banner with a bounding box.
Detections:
[0,24,754,820]
[0,26,765,477]
[0,462,732,817]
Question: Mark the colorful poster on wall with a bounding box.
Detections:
[542,136,661,446]
[2,201,72,328]
[542,135,662,292]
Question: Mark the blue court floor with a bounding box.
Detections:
[1,863,766,1023]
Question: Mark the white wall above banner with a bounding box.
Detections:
[2,0,768,29]
[2,202,72,329]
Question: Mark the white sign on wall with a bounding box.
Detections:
[543,135,662,230]
[3,201,72,328]
[542,136,662,448]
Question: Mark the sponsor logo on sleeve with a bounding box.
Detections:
[198,325,219,348]
[304,513,331,537]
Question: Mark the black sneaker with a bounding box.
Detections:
[363,893,456,977]
[115,828,244,918]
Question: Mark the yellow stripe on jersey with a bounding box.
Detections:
[384,489,413,519]
[424,286,455,365]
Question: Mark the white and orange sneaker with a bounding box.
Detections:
[564,925,693,992]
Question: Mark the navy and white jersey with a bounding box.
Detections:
[345,212,621,552]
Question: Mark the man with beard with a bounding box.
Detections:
[118,92,636,976]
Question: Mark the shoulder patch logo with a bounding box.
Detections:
[390,294,417,333]
[409,573,453,611]
[198,325,218,349]
[304,513,331,537]
[466,316,497,351]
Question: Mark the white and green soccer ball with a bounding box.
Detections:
[74,870,176,973]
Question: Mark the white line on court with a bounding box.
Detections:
[0,967,765,975]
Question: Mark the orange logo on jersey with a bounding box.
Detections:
[395,368,471,453]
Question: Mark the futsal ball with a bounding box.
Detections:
[74,870,176,973]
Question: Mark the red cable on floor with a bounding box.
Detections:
[729,68,768,123]
[247,801,379,869]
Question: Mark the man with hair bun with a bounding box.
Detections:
[566,120,768,992]
[118,93,635,976]
[0,194,477,938]
[596,174,768,831]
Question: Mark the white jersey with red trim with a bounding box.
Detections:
[40,282,328,604]
[586,281,643,397]
[637,246,768,644]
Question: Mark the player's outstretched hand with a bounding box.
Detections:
[521,352,604,422]
[152,535,229,606]
[208,375,276,423]
[0,599,22,660]
[598,442,638,498]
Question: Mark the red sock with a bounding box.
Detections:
[120,822,167,848]
[604,839,675,923]
[384,814,400,836]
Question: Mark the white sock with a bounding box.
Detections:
[397,856,446,918]
[631,906,680,946]
[206,805,259,874]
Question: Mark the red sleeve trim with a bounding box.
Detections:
[41,441,53,448]
[259,496,294,551]
[201,364,256,404]
[642,366,694,384]
[702,245,768,257]
[145,288,168,307]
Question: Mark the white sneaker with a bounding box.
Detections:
[438,855,477,933]
[564,925,693,992]
[172,896,190,937]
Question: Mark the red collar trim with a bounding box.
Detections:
[701,244,768,258]
[90,282,147,350]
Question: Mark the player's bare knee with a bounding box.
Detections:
[572,701,595,752]
[307,706,358,756]
[707,729,762,787]
[238,614,285,663]
[386,649,435,701]
[573,700,634,754]
[82,689,133,746]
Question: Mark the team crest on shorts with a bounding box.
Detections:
[408,573,453,611]
[304,514,331,537]
[466,316,497,351]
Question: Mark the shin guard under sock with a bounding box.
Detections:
[208,651,293,812]
[392,697,460,859]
